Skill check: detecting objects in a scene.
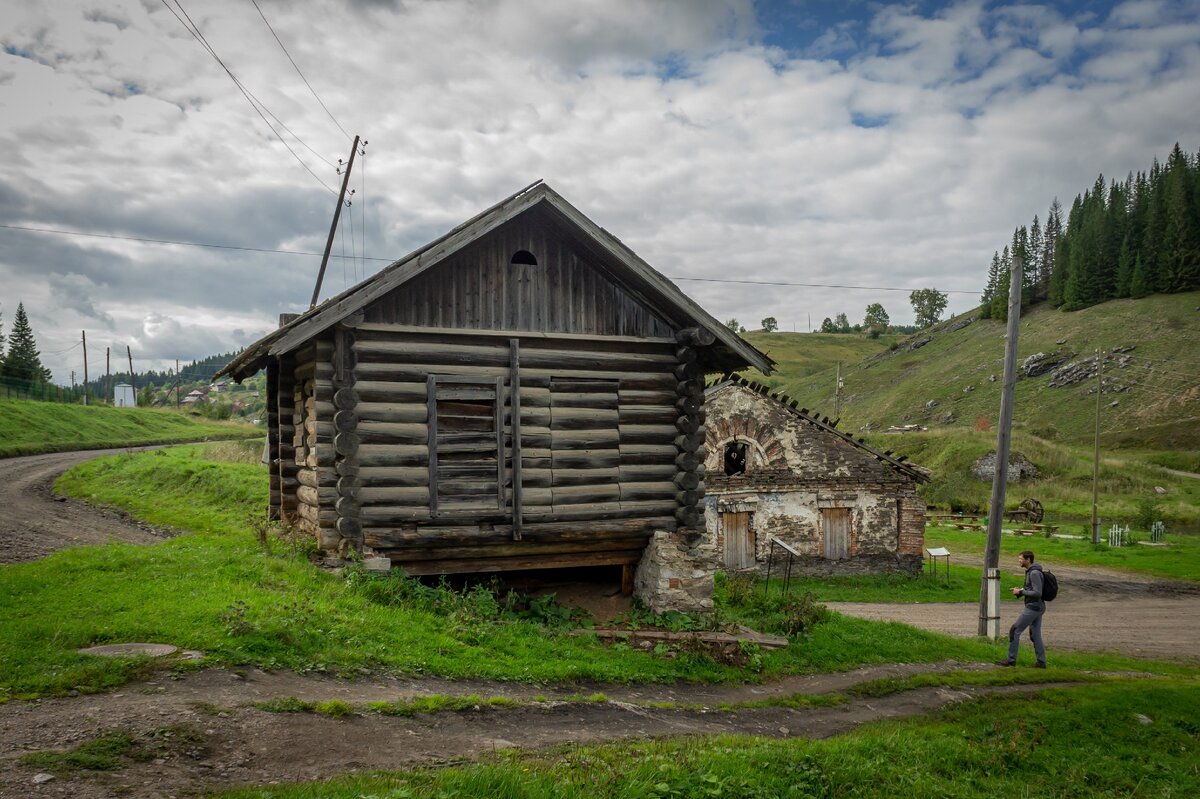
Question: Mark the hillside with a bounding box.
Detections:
[0,401,256,458]
[743,292,1200,453]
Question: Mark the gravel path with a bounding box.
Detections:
[0,447,176,564]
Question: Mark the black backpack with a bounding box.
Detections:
[1041,570,1059,602]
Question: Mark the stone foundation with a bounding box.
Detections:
[634,530,720,614]
[762,553,922,578]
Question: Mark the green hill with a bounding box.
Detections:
[737,293,1200,527]
[0,401,257,458]
[744,292,1200,452]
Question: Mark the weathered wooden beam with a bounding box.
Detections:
[676,326,716,347]
[385,550,641,577]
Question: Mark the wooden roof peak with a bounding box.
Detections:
[219,182,773,381]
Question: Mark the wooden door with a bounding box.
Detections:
[723,512,754,569]
[822,508,850,560]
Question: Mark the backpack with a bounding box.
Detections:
[1041,570,1058,602]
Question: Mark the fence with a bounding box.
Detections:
[1,375,86,404]
[1108,524,1130,547]
[1151,521,1166,543]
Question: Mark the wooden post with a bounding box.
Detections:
[310,135,360,309]
[834,361,841,418]
[105,347,111,405]
[978,252,1022,638]
[1090,349,1103,544]
[126,346,136,397]
[81,330,89,406]
[510,338,523,541]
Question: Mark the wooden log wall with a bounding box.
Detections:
[266,361,281,521]
[335,324,681,569]
[332,325,363,552]
[673,327,712,531]
[273,355,299,527]
[291,339,336,546]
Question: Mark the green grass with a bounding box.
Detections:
[215,680,1200,798]
[19,731,137,773]
[4,445,1191,700]
[926,524,1200,583]
[0,399,254,457]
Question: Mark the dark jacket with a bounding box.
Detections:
[1020,563,1046,612]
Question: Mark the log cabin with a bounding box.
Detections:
[218,182,773,597]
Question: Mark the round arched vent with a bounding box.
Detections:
[510,249,538,265]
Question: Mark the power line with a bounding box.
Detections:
[158,0,337,193]
[671,276,977,294]
[0,224,383,260]
[249,0,352,142]
[3,224,977,294]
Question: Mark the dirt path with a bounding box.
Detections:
[0,447,176,564]
[0,663,1086,798]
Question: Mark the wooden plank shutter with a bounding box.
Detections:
[427,375,504,516]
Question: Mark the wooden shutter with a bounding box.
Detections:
[427,376,504,516]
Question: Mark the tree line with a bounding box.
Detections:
[981,142,1200,319]
[725,289,949,337]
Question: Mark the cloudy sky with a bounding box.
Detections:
[2,0,1198,384]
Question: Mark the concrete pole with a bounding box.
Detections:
[1091,350,1103,544]
[978,252,1022,638]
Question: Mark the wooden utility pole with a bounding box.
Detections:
[127,346,136,402]
[978,252,1023,638]
[310,134,361,309]
[105,347,111,405]
[1091,349,1103,544]
[176,359,181,409]
[81,330,89,405]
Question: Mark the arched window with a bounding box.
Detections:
[510,250,537,266]
[724,441,748,476]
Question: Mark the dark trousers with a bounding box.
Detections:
[1006,606,1046,664]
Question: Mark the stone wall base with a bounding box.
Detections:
[634,530,718,614]
[760,553,922,578]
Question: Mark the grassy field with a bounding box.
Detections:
[0,399,254,457]
[0,445,1186,701]
[216,680,1200,798]
[925,523,1200,583]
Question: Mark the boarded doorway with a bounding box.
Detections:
[722,511,754,569]
[822,508,851,560]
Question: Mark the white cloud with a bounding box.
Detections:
[0,0,1197,383]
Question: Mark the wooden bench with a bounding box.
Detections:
[954,523,984,531]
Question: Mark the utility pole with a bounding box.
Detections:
[127,346,136,404]
[311,135,362,309]
[81,330,89,406]
[105,347,111,405]
[834,362,843,418]
[176,359,181,409]
[1091,349,1103,544]
[978,252,1023,638]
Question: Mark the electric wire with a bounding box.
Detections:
[167,0,336,171]
[159,0,337,193]
[249,0,352,141]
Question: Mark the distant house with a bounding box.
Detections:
[702,376,929,575]
[210,381,229,393]
[217,182,774,611]
[182,388,207,405]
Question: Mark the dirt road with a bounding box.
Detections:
[0,663,1082,799]
[828,558,1200,661]
[0,448,175,564]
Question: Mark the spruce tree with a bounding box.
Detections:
[1028,215,1043,302]
[1042,199,1063,302]
[4,303,52,383]
[980,250,1000,317]
[1129,253,1149,298]
[991,247,1011,320]
[1115,234,1134,297]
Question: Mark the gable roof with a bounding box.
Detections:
[219,181,773,381]
[706,374,930,483]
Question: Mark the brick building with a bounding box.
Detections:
[702,376,929,576]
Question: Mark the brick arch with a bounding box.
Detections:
[706,413,788,470]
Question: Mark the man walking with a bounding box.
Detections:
[996,550,1047,668]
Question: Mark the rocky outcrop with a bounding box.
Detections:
[1021,351,1069,378]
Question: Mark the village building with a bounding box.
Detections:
[701,376,929,576]
[218,182,774,611]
